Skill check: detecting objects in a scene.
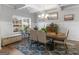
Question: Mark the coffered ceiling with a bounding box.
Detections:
[6,4,25,9]
[5,4,76,13]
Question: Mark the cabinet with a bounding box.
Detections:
[13,18,22,32]
[1,34,22,46]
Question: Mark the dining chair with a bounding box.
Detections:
[53,30,69,54]
[30,29,38,43]
[37,31,48,51]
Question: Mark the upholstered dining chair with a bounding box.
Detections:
[53,30,69,54]
[37,31,48,51]
[28,29,38,49]
[30,29,38,42]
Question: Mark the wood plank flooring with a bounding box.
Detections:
[0,45,24,55]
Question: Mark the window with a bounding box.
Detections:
[12,15,31,32]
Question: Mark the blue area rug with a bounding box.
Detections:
[13,39,79,55]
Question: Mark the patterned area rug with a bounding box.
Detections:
[12,39,79,55]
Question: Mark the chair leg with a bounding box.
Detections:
[53,42,56,50]
[64,43,68,54]
[45,44,48,53]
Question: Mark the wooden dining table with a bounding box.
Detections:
[46,32,66,41]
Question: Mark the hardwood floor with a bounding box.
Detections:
[0,45,24,55]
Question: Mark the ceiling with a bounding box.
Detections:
[20,4,59,13]
[6,4,25,9]
[5,4,74,13]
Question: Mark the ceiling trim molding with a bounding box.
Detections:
[60,4,77,10]
[4,4,14,9]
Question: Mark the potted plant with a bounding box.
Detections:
[40,27,47,32]
[46,23,58,34]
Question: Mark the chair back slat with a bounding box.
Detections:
[30,30,37,41]
[37,31,47,44]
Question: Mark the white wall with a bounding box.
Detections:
[36,6,79,41]
[0,5,32,37]
[61,7,79,41]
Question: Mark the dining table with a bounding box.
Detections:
[46,32,66,41]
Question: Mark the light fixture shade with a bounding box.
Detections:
[38,15,41,17]
[45,14,49,19]
[38,13,45,18]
